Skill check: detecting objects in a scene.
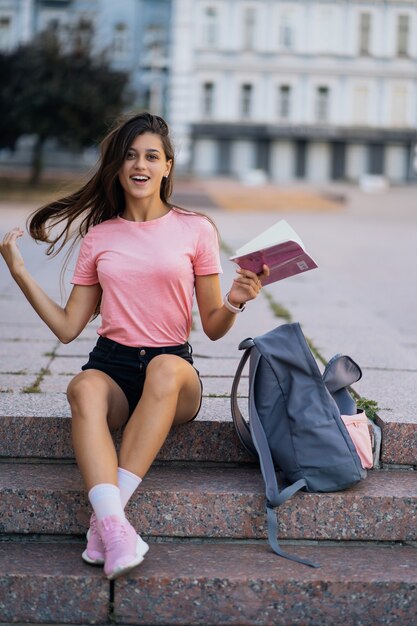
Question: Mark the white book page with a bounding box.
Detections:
[232,220,304,258]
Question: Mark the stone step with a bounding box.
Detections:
[0,541,109,625]
[113,542,417,626]
[0,540,416,625]
[0,393,390,467]
[0,396,253,464]
[0,463,415,542]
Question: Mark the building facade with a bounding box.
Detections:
[1,0,416,182]
[170,0,417,182]
[0,0,171,115]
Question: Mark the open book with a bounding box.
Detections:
[230,220,318,286]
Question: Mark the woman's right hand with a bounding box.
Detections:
[0,227,25,276]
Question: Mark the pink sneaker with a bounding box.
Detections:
[99,515,149,580]
[82,513,105,565]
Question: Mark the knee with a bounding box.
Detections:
[67,373,103,411]
[145,356,184,399]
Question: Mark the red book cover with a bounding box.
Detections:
[230,220,318,286]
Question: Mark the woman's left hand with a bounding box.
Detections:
[228,264,270,307]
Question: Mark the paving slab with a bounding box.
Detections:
[48,355,88,375]
[193,355,241,376]
[54,338,95,356]
[202,375,248,397]
[0,353,51,375]
[0,375,37,393]
[114,542,417,626]
[0,297,47,325]
[191,338,246,358]
[0,323,57,341]
[0,340,54,358]
[0,464,415,542]
[270,299,417,373]
[355,370,417,424]
[38,374,73,393]
[0,541,109,625]
[209,189,417,353]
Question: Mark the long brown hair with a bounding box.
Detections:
[28,111,175,256]
[27,111,217,319]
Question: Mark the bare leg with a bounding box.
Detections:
[68,368,159,579]
[67,370,130,492]
[119,354,201,478]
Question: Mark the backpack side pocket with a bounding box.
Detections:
[341,411,373,469]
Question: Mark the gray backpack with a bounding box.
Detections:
[231,323,366,568]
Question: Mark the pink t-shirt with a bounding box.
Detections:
[71,209,222,346]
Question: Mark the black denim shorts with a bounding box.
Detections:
[81,336,202,418]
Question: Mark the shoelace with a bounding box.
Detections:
[101,521,128,550]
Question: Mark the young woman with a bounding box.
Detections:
[0,112,268,580]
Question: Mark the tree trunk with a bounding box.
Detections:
[29,135,45,187]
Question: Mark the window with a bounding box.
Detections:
[397,15,410,57]
[280,13,294,50]
[241,84,253,119]
[278,85,291,120]
[243,7,256,50]
[0,16,12,50]
[202,82,215,117]
[315,86,329,123]
[112,22,130,60]
[359,13,371,56]
[205,7,217,47]
[143,25,165,69]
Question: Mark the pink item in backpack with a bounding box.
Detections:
[341,411,373,469]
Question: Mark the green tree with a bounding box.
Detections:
[0,49,21,151]
[0,23,132,185]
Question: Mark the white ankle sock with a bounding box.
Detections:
[118,467,142,508]
[88,483,125,521]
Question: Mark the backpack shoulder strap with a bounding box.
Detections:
[231,337,319,568]
[247,349,319,568]
[230,340,257,457]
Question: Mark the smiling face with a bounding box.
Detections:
[118,132,172,204]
